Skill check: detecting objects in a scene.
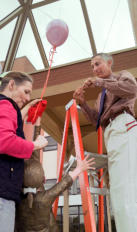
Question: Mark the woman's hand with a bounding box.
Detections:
[27,99,41,107]
[21,99,41,120]
[33,135,48,151]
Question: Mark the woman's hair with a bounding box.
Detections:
[0,71,33,92]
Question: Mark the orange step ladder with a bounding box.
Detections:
[53,99,104,232]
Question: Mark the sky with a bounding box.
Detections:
[0,0,135,70]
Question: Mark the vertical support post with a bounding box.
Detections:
[23,122,34,141]
[89,174,96,220]
[70,100,96,232]
[63,190,69,232]
[40,128,44,164]
[56,143,62,176]
[53,110,70,217]
[24,121,44,163]
[106,195,112,232]
[98,127,104,232]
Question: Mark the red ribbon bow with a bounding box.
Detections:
[27,100,47,124]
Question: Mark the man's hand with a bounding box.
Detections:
[83,77,97,89]
[73,87,85,105]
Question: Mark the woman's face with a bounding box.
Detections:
[12,81,32,108]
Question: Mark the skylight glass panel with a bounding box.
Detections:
[15,19,44,70]
[0,18,17,62]
[0,0,20,21]
[33,0,43,3]
[32,0,93,67]
[85,0,135,53]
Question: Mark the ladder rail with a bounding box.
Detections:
[52,109,70,217]
[70,100,97,232]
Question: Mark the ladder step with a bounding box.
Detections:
[90,187,109,195]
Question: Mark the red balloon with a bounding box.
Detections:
[46,19,69,47]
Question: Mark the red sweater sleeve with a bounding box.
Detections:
[0,100,34,159]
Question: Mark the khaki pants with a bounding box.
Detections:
[104,112,137,232]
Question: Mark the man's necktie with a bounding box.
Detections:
[96,88,106,131]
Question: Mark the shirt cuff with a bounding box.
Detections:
[94,78,104,87]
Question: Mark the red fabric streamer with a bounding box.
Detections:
[27,100,47,124]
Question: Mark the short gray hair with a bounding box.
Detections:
[91,53,113,65]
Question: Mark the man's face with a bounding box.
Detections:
[12,81,32,108]
[91,55,112,78]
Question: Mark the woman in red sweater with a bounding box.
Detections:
[0,71,48,232]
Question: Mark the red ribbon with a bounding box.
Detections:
[27,46,56,124]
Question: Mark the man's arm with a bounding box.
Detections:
[80,102,98,126]
[102,71,137,98]
[84,71,137,99]
[73,87,98,125]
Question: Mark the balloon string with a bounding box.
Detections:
[32,46,56,122]
[40,46,56,99]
